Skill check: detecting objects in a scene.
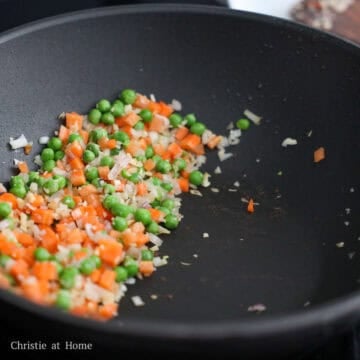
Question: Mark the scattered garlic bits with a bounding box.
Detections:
[131,296,145,307]
[244,109,262,126]
[281,138,298,147]
[9,134,30,150]
[314,147,325,163]
[248,304,266,312]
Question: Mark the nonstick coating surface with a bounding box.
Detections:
[0,4,360,351]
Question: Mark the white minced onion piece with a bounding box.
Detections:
[171,99,182,111]
[125,278,136,285]
[281,138,298,147]
[158,225,170,235]
[228,129,242,145]
[13,159,21,166]
[203,232,209,238]
[149,233,163,247]
[0,219,10,231]
[9,134,29,149]
[149,93,156,102]
[202,172,211,188]
[218,148,233,162]
[244,109,262,125]
[38,136,50,144]
[202,130,214,145]
[29,183,38,193]
[234,181,240,187]
[0,183,7,193]
[214,166,222,174]
[211,187,220,193]
[124,104,133,114]
[52,167,67,177]
[33,155,42,166]
[131,296,145,307]
[226,122,234,130]
[248,304,266,312]
[153,256,168,267]
[190,189,203,197]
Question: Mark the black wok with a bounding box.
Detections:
[0,4,359,357]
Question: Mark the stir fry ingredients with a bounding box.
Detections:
[0,90,225,320]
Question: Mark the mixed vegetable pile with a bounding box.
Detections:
[0,89,224,320]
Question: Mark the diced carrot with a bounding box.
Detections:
[149,115,167,133]
[71,304,89,317]
[153,172,163,180]
[90,269,101,283]
[58,125,70,142]
[66,141,84,159]
[98,303,118,320]
[158,101,173,117]
[148,101,161,114]
[14,232,35,247]
[181,170,190,179]
[32,261,57,281]
[21,281,44,303]
[136,183,148,196]
[153,143,165,156]
[73,250,88,261]
[98,269,116,290]
[11,247,26,260]
[98,136,108,150]
[69,157,84,170]
[136,233,149,247]
[0,235,17,256]
[66,228,86,244]
[115,117,127,127]
[144,159,156,171]
[23,245,36,266]
[119,125,133,137]
[168,142,183,158]
[106,139,117,150]
[31,209,54,226]
[125,140,143,157]
[78,184,97,198]
[65,112,83,131]
[10,259,29,279]
[79,129,89,144]
[18,161,29,173]
[98,166,110,180]
[98,239,123,267]
[131,222,145,233]
[180,133,201,152]
[0,193,18,209]
[38,226,59,253]
[70,169,86,186]
[122,112,140,127]
[139,261,155,277]
[247,198,255,213]
[175,127,189,141]
[0,273,11,289]
[30,194,45,207]
[178,177,189,192]
[134,94,150,109]
[148,208,164,222]
[121,229,137,248]
[314,147,325,163]
[192,143,205,155]
[207,135,222,149]
[162,152,171,161]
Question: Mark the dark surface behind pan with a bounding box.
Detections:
[0,5,360,356]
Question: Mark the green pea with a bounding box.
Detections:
[156,160,172,174]
[42,160,56,172]
[96,99,111,113]
[152,155,162,164]
[10,176,25,188]
[0,202,11,219]
[124,258,139,277]
[79,258,96,275]
[190,122,206,136]
[136,155,146,162]
[236,118,251,130]
[85,167,99,182]
[10,185,26,199]
[173,158,187,171]
[141,249,154,261]
[157,206,170,216]
[53,175,67,189]
[110,202,132,218]
[89,255,102,269]
[134,208,152,226]
[164,214,179,229]
[41,148,54,162]
[91,128,107,142]
[147,221,159,234]
[62,195,75,209]
[53,261,63,274]
[92,178,102,188]
[161,182,173,192]
[184,113,197,127]
[55,290,71,311]
[101,112,115,125]
[189,170,204,186]
[47,137,62,151]
[110,148,121,156]
[145,146,154,159]
[83,150,95,164]
[129,173,141,184]
[28,171,40,184]
[112,216,128,232]
[5,274,16,286]
[88,108,102,125]
[0,254,11,267]
[103,183,115,194]
[100,156,114,168]
[111,102,125,117]
[139,109,153,123]
[68,133,82,143]
[43,179,59,195]
[86,143,100,157]
[34,247,51,261]
[134,121,144,130]
[112,131,129,145]
[162,199,175,210]
[169,113,182,128]
[6,217,15,230]
[54,150,65,161]
[59,267,78,289]
[115,266,128,282]
[103,195,118,210]
[120,89,136,105]
[152,177,161,186]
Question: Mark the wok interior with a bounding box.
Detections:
[0,8,359,323]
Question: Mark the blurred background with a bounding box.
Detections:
[0,0,358,43]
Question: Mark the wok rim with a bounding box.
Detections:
[0,3,359,341]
